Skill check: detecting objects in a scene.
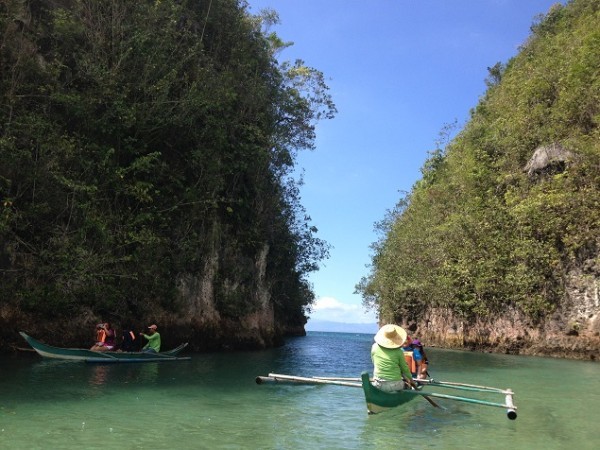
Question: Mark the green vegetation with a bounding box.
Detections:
[358,0,600,324]
[0,0,334,327]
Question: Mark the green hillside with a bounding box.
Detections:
[0,0,334,348]
[359,0,600,337]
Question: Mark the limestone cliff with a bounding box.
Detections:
[1,244,305,352]
[364,0,600,361]
[400,268,599,360]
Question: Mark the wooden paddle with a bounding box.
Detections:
[414,369,440,408]
[421,393,442,408]
[409,381,442,408]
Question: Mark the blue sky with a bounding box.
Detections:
[247,0,564,327]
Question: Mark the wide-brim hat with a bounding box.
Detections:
[374,324,408,349]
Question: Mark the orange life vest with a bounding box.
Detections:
[96,328,106,343]
[403,351,416,374]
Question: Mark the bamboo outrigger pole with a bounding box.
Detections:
[313,376,509,393]
[256,373,517,420]
[505,389,517,420]
[416,378,510,394]
[255,373,362,388]
[257,373,442,408]
[313,375,517,419]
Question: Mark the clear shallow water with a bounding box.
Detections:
[1,331,599,449]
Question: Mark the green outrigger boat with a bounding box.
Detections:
[19,332,190,363]
[256,372,517,420]
[360,372,416,413]
[360,372,516,419]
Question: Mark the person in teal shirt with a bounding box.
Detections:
[371,324,417,392]
[140,324,161,353]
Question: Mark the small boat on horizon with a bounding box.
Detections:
[19,332,190,363]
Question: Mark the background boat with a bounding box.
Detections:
[19,332,189,363]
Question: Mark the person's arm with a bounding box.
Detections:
[139,333,149,349]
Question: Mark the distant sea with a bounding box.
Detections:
[305,319,378,334]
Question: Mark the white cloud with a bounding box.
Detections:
[309,296,377,324]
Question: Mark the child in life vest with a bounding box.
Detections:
[91,323,116,351]
[411,339,430,379]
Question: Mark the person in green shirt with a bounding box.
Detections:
[140,324,161,353]
[371,324,418,392]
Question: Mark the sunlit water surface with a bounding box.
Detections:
[1,331,599,449]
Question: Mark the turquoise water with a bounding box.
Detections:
[1,331,599,449]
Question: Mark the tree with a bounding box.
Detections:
[0,0,335,332]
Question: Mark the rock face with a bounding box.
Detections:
[389,142,596,360]
[401,267,600,360]
[0,245,303,352]
[1,293,292,353]
[524,143,574,176]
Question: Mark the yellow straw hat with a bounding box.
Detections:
[374,324,408,349]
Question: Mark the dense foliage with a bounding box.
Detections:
[0,0,334,325]
[358,0,600,323]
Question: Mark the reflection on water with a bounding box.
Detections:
[89,364,109,387]
[3,358,165,406]
[25,359,162,388]
[88,362,160,387]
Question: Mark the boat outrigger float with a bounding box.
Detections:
[19,332,190,363]
[256,372,517,420]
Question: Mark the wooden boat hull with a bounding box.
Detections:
[83,355,190,363]
[19,332,189,363]
[361,371,416,414]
